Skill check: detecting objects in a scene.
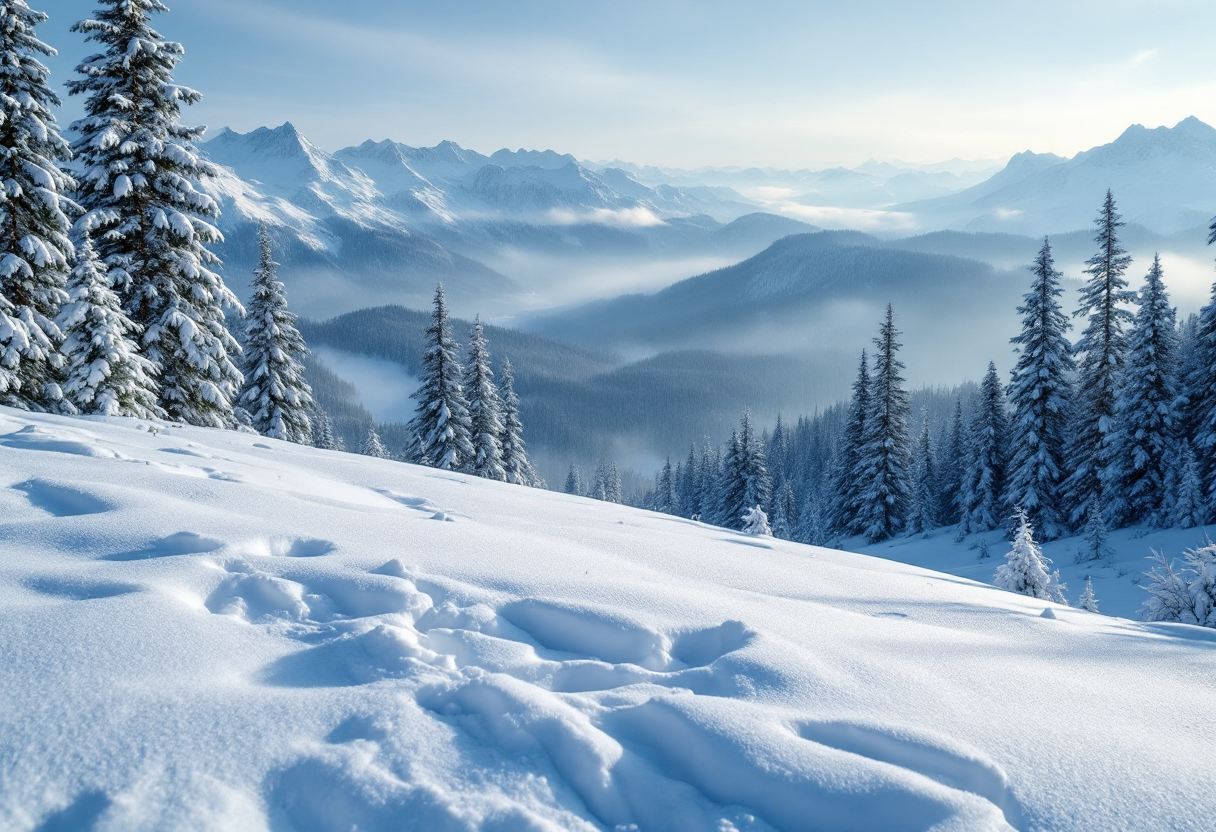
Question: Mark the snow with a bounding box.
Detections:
[1,406,1215,831]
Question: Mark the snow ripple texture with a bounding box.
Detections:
[0,410,1214,831]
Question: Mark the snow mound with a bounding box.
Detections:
[1,407,1213,831]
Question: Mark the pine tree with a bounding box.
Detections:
[1081,496,1113,563]
[460,316,506,480]
[858,305,912,543]
[959,363,1009,534]
[361,424,389,459]
[606,462,622,503]
[564,463,582,496]
[697,439,721,521]
[766,414,790,516]
[406,284,473,470]
[907,414,937,536]
[236,225,312,444]
[994,508,1057,601]
[69,0,242,427]
[1005,238,1074,540]
[740,410,772,513]
[57,230,160,417]
[939,398,967,525]
[1105,254,1179,527]
[679,443,701,518]
[714,412,771,531]
[1063,191,1135,527]
[311,406,337,451]
[795,490,828,546]
[590,461,608,501]
[1173,440,1205,529]
[496,357,539,486]
[831,351,870,535]
[656,457,677,514]
[1077,576,1100,613]
[0,1,75,408]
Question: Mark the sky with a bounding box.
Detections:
[32,0,1216,169]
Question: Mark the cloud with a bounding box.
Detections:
[544,207,665,228]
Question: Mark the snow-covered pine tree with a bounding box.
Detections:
[1175,310,1202,446]
[590,461,608,501]
[406,284,473,470]
[858,305,912,543]
[938,398,967,525]
[698,438,722,521]
[907,414,937,537]
[564,463,582,496]
[361,424,389,459]
[1005,238,1074,540]
[741,505,772,537]
[766,415,790,513]
[713,429,745,528]
[831,351,869,535]
[1062,191,1135,527]
[236,225,313,444]
[1141,543,1216,627]
[656,457,677,514]
[959,362,1009,535]
[1081,496,1113,562]
[678,444,701,518]
[1172,440,1205,529]
[311,406,337,451]
[714,413,772,531]
[1106,254,1179,527]
[0,0,76,409]
[993,508,1057,600]
[795,490,828,546]
[460,316,506,480]
[1077,576,1100,613]
[740,410,772,515]
[57,230,160,417]
[497,357,540,487]
[68,0,243,427]
[606,462,622,504]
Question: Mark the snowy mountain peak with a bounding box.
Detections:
[207,122,313,161]
[488,147,579,171]
[1104,115,1216,152]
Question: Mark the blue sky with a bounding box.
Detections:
[32,0,1216,168]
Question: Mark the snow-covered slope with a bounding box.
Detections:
[901,117,1216,234]
[2,407,1214,831]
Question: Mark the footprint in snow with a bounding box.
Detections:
[13,479,111,517]
[105,531,225,561]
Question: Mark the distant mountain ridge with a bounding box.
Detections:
[901,116,1216,234]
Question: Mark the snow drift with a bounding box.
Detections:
[0,408,1213,831]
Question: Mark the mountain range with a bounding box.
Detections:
[195,117,1216,324]
[901,116,1216,234]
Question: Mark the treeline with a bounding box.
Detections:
[640,191,1216,560]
